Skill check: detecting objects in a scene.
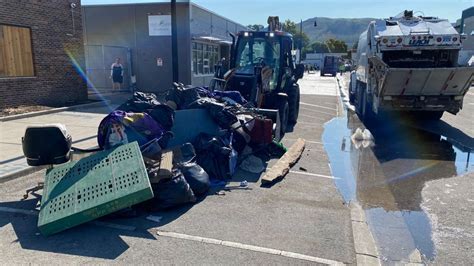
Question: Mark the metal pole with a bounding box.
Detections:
[300,19,303,50]
[102,45,106,90]
[467,151,470,172]
[171,0,179,83]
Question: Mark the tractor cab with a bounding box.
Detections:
[227,31,300,104]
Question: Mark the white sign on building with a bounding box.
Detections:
[148,15,171,36]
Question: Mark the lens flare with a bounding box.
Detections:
[65,48,114,112]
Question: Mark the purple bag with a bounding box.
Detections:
[98,111,165,149]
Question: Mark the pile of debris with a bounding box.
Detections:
[96,83,290,210]
[28,83,305,236]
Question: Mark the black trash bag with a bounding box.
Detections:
[178,162,210,197]
[194,133,232,180]
[232,129,248,154]
[116,92,159,112]
[157,131,174,149]
[165,86,200,110]
[116,91,175,131]
[152,169,196,209]
[140,138,162,160]
[174,142,197,164]
[188,98,238,129]
[147,105,175,130]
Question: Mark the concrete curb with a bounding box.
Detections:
[335,75,381,265]
[335,75,355,112]
[0,165,45,184]
[0,100,110,122]
[0,143,101,183]
[350,202,381,266]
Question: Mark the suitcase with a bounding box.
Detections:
[250,117,273,144]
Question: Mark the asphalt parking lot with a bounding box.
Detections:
[0,74,358,264]
[1,72,472,265]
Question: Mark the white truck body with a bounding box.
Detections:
[351,12,474,118]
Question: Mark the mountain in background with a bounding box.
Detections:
[298,17,376,47]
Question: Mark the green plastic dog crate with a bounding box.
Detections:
[38,142,153,235]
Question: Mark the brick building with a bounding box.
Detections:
[0,0,87,109]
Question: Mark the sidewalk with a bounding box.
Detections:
[0,93,131,180]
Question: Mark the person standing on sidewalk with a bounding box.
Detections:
[110,58,124,90]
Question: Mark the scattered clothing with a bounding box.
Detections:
[239,155,265,173]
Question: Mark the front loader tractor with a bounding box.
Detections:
[213,16,305,138]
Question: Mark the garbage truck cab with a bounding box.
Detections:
[350,10,474,120]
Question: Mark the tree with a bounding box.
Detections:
[247,24,264,31]
[325,39,348,53]
[282,20,310,50]
[282,20,298,34]
[310,41,329,53]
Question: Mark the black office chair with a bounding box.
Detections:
[22,124,72,199]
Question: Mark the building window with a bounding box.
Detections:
[0,25,34,77]
[192,41,219,75]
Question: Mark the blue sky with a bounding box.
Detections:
[82,0,473,25]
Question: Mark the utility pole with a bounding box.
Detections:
[300,19,303,50]
[171,0,179,83]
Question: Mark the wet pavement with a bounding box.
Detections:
[324,75,473,264]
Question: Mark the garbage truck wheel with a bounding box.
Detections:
[416,111,444,120]
[428,111,444,120]
[278,99,289,138]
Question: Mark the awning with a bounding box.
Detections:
[193,36,223,42]
[192,35,231,45]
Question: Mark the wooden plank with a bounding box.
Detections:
[1,25,34,77]
[0,26,5,76]
[23,27,34,76]
[12,26,23,76]
[17,27,25,75]
[261,138,306,184]
[3,26,15,76]
[18,27,33,76]
[148,150,173,184]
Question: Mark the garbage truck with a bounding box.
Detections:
[350,10,474,120]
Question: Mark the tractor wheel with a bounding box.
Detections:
[288,84,300,124]
[278,98,289,139]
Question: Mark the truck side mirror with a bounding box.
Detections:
[295,64,305,80]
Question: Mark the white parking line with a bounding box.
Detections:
[298,113,330,120]
[296,121,327,126]
[300,102,337,111]
[289,170,340,180]
[300,106,335,116]
[284,138,324,145]
[156,231,344,265]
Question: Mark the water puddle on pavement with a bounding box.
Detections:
[322,110,473,263]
